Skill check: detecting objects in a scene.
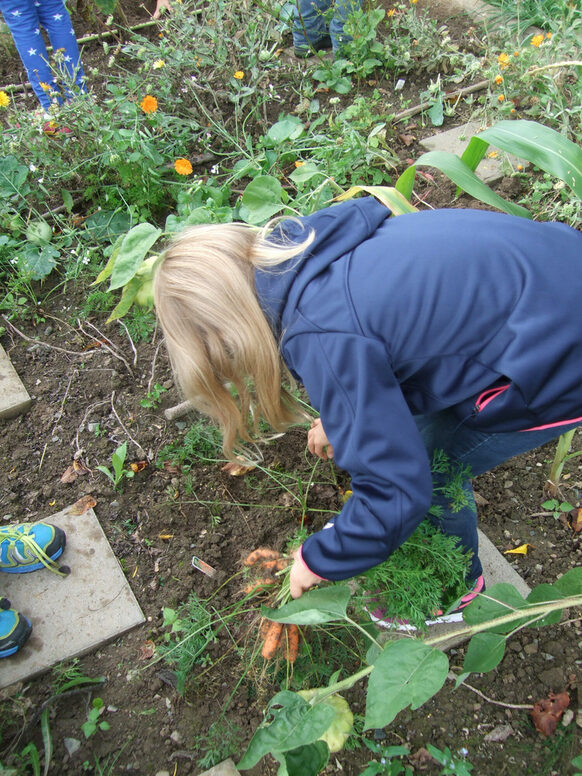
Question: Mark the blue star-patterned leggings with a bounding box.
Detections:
[0,0,85,110]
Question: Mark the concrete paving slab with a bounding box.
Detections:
[199,760,240,776]
[420,121,526,184]
[0,343,32,420]
[0,505,145,689]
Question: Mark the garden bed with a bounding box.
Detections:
[1,0,581,774]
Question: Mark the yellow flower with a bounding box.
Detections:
[410,0,418,4]
[153,59,165,69]
[140,95,158,113]
[0,91,9,108]
[530,33,544,47]
[387,7,395,14]
[497,53,510,69]
[495,75,503,84]
[513,51,519,56]
[294,160,305,167]
[39,82,52,92]
[174,158,193,176]
[498,94,505,102]
[487,151,498,158]
[233,71,244,80]
[546,32,552,39]
[517,164,523,171]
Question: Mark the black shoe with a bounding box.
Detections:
[294,34,333,59]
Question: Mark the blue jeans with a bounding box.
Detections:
[292,0,363,52]
[0,0,86,110]
[415,409,581,582]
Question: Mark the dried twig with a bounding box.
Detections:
[39,370,77,471]
[2,315,89,357]
[393,79,489,123]
[147,340,164,395]
[110,391,147,459]
[118,320,138,367]
[457,678,533,710]
[77,319,133,376]
[75,398,111,455]
[164,400,193,421]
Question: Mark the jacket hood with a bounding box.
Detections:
[254,197,390,337]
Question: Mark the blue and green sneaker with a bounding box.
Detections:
[0,522,67,574]
[0,598,32,658]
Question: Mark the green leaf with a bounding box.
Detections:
[525,583,564,627]
[84,210,132,242]
[106,276,141,322]
[462,632,506,673]
[460,136,490,173]
[461,583,529,632]
[335,186,417,215]
[411,151,531,218]
[61,189,74,213]
[92,234,124,285]
[553,567,582,596]
[428,98,444,127]
[111,442,128,479]
[237,691,335,769]
[289,162,325,186]
[475,120,582,198]
[265,115,305,146]
[18,244,59,280]
[261,585,351,625]
[281,741,330,775]
[240,176,285,224]
[40,709,52,776]
[364,640,448,729]
[0,155,28,198]
[109,223,162,291]
[394,166,416,201]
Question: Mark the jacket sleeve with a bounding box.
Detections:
[283,329,433,581]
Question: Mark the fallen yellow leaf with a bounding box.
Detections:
[504,543,535,555]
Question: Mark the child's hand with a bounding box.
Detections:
[307,418,334,460]
[289,548,323,598]
[153,0,172,18]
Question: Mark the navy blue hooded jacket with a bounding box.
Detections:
[254,197,582,582]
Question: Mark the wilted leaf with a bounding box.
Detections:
[130,461,148,473]
[138,640,156,660]
[570,508,582,533]
[531,691,570,736]
[60,459,90,484]
[221,456,256,476]
[398,133,416,147]
[69,495,97,515]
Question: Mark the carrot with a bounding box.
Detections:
[243,548,281,567]
[284,624,300,664]
[243,577,276,595]
[261,621,284,659]
[257,557,289,573]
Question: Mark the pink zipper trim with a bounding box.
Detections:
[520,415,582,432]
[475,384,510,412]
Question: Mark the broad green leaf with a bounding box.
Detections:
[280,741,330,776]
[428,98,444,127]
[261,585,351,625]
[61,189,74,213]
[553,567,582,596]
[0,155,28,198]
[394,165,416,201]
[237,691,335,769]
[289,162,325,186]
[84,210,132,242]
[266,115,305,145]
[106,276,141,322]
[240,175,285,224]
[463,632,506,673]
[460,136,490,173]
[109,223,162,291]
[411,151,531,218]
[18,244,59,280]
[476,120,582,198]
[335,186,418,215]
[112,442,128,479]
[364,640,448,729]
[525,583,564,627]
[92,234,124,285]
[463,583,529,632]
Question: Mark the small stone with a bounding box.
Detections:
[524,642,538,655]
[484,724,514,743]
[63,738,81,757]
[170,730,183,745]
[504,480,514,489]
[154,772,170,776]
[562,709,574,727]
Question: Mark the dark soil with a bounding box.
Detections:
[1,1,581,775]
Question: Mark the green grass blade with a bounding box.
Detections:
[40,709,52,776]
[413,151,532,218]
[476,120,582,198]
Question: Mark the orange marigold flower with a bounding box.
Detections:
[530,33,544,47]
[140,95,158,113]
[498,94,505,102]
[517,164,523,171]
[0,90,10,108]
[497,53,510,69]
[513,51,519,56]
[233,71,244,80]
[387,8,396,15]
[294,160,305,167]
[174,158,193,176]
[546,32,552,39]
[495,75,503,84]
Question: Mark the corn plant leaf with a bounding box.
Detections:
[462,631,506,673]
[109,223,162,291]
[475,120,582,198]
[460,135,489,172]
[240,175,285,224]
[364,640,448,729]
[394,165,417,201]
[237,690,335,769]
[335,185,418,214]
[408,151,531,218]
[261,585,351,625]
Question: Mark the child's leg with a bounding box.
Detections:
[0,0,54,109]
[36,0,86,97]
[329,0,362,51]
[415,409,581,582]
[292,0,331,51]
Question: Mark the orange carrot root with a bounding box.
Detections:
[261,621,284,659]
[284,624,300,663]
[243,577,276,595]
[243,548,281,567]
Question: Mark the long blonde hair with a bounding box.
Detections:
[154,220,314,458]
